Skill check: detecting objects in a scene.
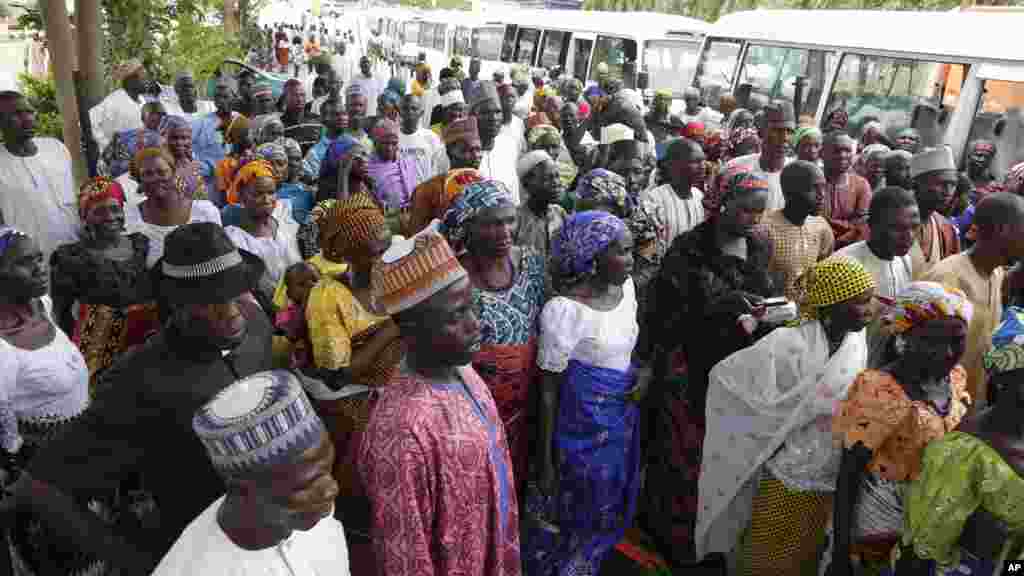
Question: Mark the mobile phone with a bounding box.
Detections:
[762,297,789,307]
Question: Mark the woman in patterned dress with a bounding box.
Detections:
[440,178,547,489]
[50,178,157,393]
[303,190,403,566]
[160,115,208,200]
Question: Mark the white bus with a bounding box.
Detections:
[693,8,1024,170]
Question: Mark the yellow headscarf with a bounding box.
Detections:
[793,255,876,321]
[228,159,275,205]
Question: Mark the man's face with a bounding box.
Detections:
[167,127,192,159]
[473,98,503,146]
[525,160,562,204]
[175,76,197,106]
[969,150,994,175]
[878,204,921,258]
[399,96,423,131]
[763,120,794,157]
[684,94,699,115]
[609,154,647,197]
[124,68,149,95]
[886,156,912,188]
[255,92,277,115]
[0,96,36,144]
[376,133,399,162]
[347,95,367,122]
[142,105,166,131]
[824,139,854,174]
[285,85,305,114]
[249,431,339,533]
[449,140,482,170]
[670,146,705,190]
[917,170,958,215]
[173,296,248,350]
[360,58,371,76]
[414,277,481,367]
[238,74,254,100]
[214,85,234,114]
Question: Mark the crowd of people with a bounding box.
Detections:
[2,15,1024,576]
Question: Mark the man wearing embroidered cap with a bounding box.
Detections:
[89,59,151,151]
[19,222,275,573]
[404,117,484,236]
[724,99,796,212]
[359,225,521,576]
[152,370,349,575]
[472,81,522,203]
[909,146,961,279]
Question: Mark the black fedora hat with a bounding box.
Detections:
[156,222,265,306]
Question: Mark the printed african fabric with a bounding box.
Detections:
[900,431,1024,572]
[359,365,521,576]
[759,210,835,301]
[527,279,641,576]
[741,471,832,576]
[48,233,158,392]
[471,248,546,489]
[173,159,208,201]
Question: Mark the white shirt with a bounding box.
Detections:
[419,87,441,130]
[350,75,384,117]
[837,240,913,366]
[152,496,350,576]
[725,153,787,212]
[399,129,448,187]
[88,88,144,152]
[0,139,79,259]
[117,173,144,206]
[679,107,724,131]
[124,199,222,268]
[479,132,522,204]
[162,98,216,121]
[642,183,705,244]
[224,202,302,286]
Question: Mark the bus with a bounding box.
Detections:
[492,9,708,100]
[692,8,1024,170]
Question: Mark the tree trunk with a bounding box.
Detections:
[40,0,86,184]
[224,0,239,36]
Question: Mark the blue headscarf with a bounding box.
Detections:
[318,136,359,181]
[387,77,407,96]
[574,168,633,216]
[0,227,27,259]
[440,179,514,249]
[379,89,401,108]
[553,211,626,287]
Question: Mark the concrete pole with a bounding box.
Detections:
[75,0,104,106]
[40,0,85,183]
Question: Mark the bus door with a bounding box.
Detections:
[538,28,572,75]
[572,33,596,83]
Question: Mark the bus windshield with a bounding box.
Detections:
[589,35,637,87]
[972,77,1024,177]
[737,44,836,121]
[828,54,963,147]
[472,26,504,61]
[644,39,700,97]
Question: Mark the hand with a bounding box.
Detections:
[736,291,765,315]
[628,366,652,403]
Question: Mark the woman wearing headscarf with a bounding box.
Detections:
[255,114,285,145]
[124,148,221,268]
[722,126,761,165]
[526,210,647,576]
[830,282,973,576]
[856,143,891,191]
[376,89,401,123]
[50,178,157,392]
[277,137,315,225]
[793,126,823,165]
[696,255,875,576]
[221,143,288,225]
[223,159,301,292]
[0,227,103,574]
[315,137,371,204]
[304,191,402,567]
[214,115,255,207]
[573,169,665,312]
[528,124,577,201]
[892,306,1024,576]
[642,170,777,568]
[366,118,416,213]
[99,128,162,204]
[440,179,547,489]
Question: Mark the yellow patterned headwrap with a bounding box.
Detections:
[880,281,973,335]
[319,191,387,263]
[228,159,275,205]
[793,255,876,320]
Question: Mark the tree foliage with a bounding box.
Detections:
[17,73,62,140]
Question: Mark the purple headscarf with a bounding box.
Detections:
[553,210,627,287]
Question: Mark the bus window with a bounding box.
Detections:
[694,38,741,106]
[539,30,570,70]
[737,45,836,121]
[434,24,446,52]
[829,54,963,148]
[589,36,637,86]
[454,26,471,57]
[501,25,517,62]
[970,79,1024,176]
[403,22,420,46]
[644,39,700,97]
[473,26,504,61]
[514,27,541,66]
[573,37,593,82]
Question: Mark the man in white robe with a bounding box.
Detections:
[88,59,150,152]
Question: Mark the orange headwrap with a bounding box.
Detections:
[319,191,386,263]
[228,159,275,205]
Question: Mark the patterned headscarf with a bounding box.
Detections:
[792,255,876,321]
[792,126,821,149]
[717,168,768,210]
[256,142,287,163]
[825,108,849,132]
[318,191,386,261]
[104,128,162,179]
[379,89,401,109]
[880,281,973,335]
[573,169,632,215]
[984,306,1024,375]
[160,115,191,136]
[229,159,276,205]
[552,211,627,288]
[583,85,607,102]
[1006,161,1024,195]
[78,177,126,219]
[971,139,996,158]
[528,124,562,148]
[319,137,359,182]
[440,179,514,249]
[0,226,28,258]
[258,115,285,143]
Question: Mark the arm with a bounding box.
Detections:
[48,250,77,335]
[830,442,873,576]
[327,320,401,388]
[537,370,562,497]
[836,180,873,245]
[819,221,836,260]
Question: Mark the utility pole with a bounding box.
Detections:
[75,0,103,106]
[39,0,85,183]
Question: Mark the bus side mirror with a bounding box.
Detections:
[638,70,649,91]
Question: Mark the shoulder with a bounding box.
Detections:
[50,241,85,267]
[848,172,871,191]
[540,296,583,329]
[191,200,222,222]
[35,137,70,158]
[835,240,866,258]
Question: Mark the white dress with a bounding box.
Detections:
[124,200,222,268]
[399,128,448,187]
[88,89,144,152]
[0,138,80,260]
[0,296,89,454]
[224,203,302,286]
[152,496,350,576]
[479,128,523,205]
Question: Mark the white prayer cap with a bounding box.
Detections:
[910,146,956,179]
[600,123,635,146]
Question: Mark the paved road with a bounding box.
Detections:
[0,40,30,92]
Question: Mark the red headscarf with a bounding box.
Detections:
[78,177,126,219]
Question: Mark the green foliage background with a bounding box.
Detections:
[18,73,63,140]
